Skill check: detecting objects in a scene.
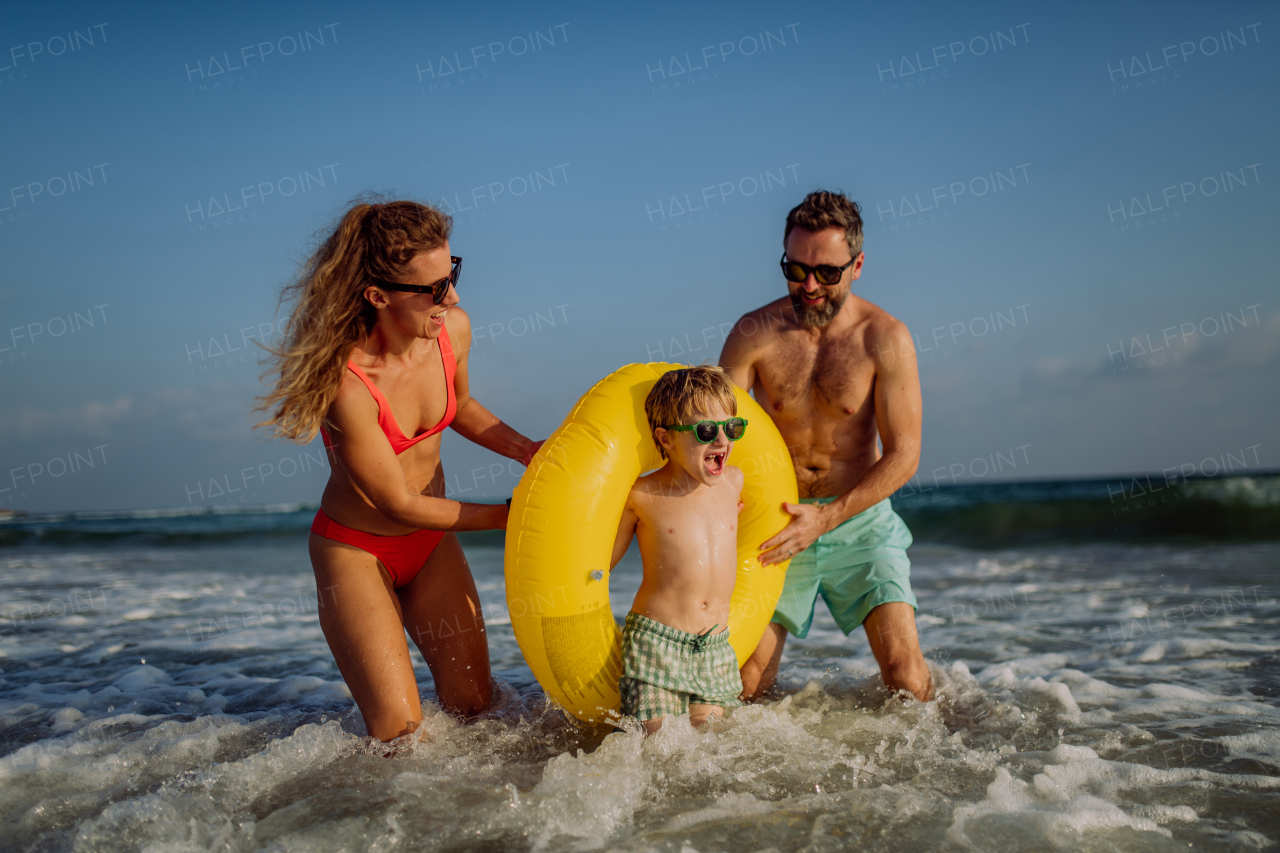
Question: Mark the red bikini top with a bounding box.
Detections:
[321,326,457,455]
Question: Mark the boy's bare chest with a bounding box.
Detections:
[638,493,737,550]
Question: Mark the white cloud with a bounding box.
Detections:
[3,382,258,445]
[9,397,133,440]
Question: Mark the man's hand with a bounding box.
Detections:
[519,440,545,467]
[758,502,833,565]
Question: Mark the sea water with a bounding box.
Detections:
[1,487,1277,851]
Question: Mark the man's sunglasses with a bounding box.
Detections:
[663,418,749,444]
[780,252,857,286]
[374,256,462,304]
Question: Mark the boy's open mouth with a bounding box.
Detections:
[704,451,726,476]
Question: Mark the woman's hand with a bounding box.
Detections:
[519,440,545,467]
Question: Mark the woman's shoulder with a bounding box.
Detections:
[444,304,472,341]
[329,361,378,415]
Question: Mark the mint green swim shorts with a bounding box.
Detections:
[771,497,917,639]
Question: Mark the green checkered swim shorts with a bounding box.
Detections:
[619,612,744,721]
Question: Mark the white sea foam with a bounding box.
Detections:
[0,541,1275,851]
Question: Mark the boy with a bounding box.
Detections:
[610,366,747,733]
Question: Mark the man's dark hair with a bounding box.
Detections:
[784,190,863,259]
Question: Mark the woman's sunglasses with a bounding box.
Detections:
[780,252,856,286]
[374,256,462,304]
[663,417,749,444]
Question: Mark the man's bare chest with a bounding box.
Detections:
[757,337,877,416]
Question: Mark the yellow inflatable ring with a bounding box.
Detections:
[504,362,799,723]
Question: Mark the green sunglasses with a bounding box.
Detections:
[662,417,748,443]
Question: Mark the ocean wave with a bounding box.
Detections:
[895,474,1280,547]
[0,506,512,549]
[0,505,320,547]
[2,474,1275,549]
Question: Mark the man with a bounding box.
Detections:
[720,190,933,702]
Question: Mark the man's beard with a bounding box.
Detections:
[789,289,848,328]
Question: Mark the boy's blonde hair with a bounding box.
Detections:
[644,366,738,458]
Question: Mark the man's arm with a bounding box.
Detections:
[447,307,543,466]
[719,312,762,391]
[758,320,920,564]
[825,319,921,522]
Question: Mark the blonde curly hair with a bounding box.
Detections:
[256,195,452,442]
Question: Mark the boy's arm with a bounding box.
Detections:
[609,493,639,570]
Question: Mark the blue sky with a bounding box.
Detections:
[1,0,1276,512]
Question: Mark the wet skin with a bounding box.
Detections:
[611,402,745,732]
[309,245,542,741]
[720,226,932,702]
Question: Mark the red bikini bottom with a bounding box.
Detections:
[310,509,446,588]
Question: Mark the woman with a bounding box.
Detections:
[259,198,541,741]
